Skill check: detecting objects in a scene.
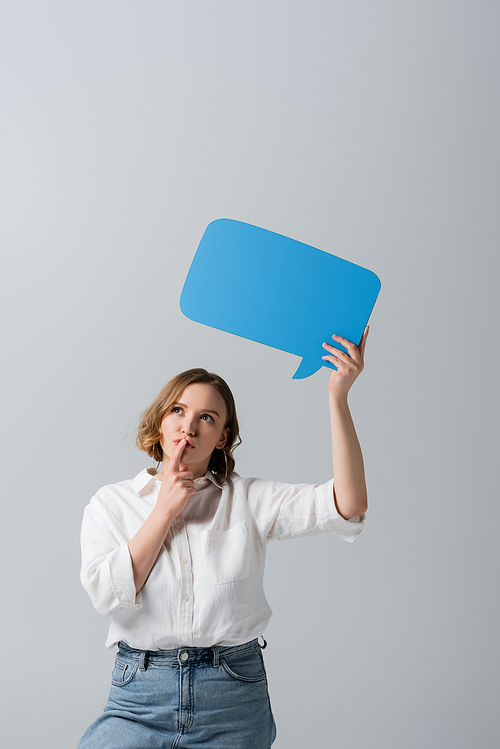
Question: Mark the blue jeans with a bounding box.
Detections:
[78,639,277,748]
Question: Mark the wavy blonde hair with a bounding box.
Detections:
[136,368,241,482]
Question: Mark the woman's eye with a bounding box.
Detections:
[172,407,183,414]
[200,414,214,422]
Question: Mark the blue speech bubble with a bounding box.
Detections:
[180,219,381,379]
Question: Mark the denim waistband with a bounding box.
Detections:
[117,638,262,669]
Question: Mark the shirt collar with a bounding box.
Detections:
[202,471,224,490]
[131,468,158,495]
[131,467,224,496]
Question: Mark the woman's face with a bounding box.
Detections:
[160,383,228,477]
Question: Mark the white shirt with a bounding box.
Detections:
[80,468,365,650]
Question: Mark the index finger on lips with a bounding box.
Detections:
[169,439,186,473]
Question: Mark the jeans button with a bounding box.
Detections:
[180,652,189,661]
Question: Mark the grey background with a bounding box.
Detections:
[1,1,499,747]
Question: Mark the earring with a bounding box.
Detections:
[220,448,228,483]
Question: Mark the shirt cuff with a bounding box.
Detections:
[106,545,142,609]
[317,479,365,543]
[347,513,365,524]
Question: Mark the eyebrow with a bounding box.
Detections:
[173,402,221,418]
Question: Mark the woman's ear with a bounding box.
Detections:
[217,428,229,449]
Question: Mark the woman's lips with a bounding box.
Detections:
[174,439,195,449]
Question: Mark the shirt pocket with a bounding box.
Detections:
[201,522,250,584]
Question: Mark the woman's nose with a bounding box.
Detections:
[181,420,195,436]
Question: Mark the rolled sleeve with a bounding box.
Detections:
[80,500,142,616]
[106,546,142,608]
[242,476,365,543]
[314,479,365,543]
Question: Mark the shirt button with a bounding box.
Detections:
[180,652,189,661]
[181,557,187,564]
[181,636,188,642]
[174,523,182,530]
[183,594,190,602]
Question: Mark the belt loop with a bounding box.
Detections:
[259,636,268,649]
[212,646,220,668]
[139,651,147,671]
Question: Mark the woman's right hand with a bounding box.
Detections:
[156,439,196,520]
[128,439,196,594]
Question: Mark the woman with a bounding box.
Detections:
[78,329,369,748]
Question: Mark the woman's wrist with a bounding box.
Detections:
[328,389,349,410]
[151,502,177,527]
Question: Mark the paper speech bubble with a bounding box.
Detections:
[180,219,381,379]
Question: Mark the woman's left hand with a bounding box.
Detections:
[322,326,369,399]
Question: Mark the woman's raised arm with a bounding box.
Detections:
[322,326,369,520]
